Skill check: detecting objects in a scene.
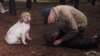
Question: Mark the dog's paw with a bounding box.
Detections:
[23,42,28,45]
[27,37,32,40]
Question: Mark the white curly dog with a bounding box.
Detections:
[5,12,32,45]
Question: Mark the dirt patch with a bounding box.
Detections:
[0,2,100,56]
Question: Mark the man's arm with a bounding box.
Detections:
[53,14,78,45]
[63,14,78,41]
[53,29,78,46]
[62,29,78,41]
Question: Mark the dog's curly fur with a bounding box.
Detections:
[5,12,32,45]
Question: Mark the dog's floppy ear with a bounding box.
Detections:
[19,11,31,23]
[19,16,24,23]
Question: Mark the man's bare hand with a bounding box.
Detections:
[52,32,59,36]
[53,38,63,46]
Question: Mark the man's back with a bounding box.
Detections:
[53,5,87,28]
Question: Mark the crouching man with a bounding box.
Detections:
[42,5,99,49]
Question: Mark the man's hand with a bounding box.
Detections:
[52,32,59,36]
[53,38,63,46]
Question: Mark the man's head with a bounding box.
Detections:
[42,8,57,25]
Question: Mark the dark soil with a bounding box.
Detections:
[0,1,100,56]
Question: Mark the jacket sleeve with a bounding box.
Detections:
[61,13,79,41]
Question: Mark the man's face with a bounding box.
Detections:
[48,9,56,24]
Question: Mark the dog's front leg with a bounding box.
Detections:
[22,33,27,45]
[26,32,32,40]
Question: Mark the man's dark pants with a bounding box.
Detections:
[44,27,99,49]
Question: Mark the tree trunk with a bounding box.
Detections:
[88,0,91,2]
[9,0,16,15]
[34,0,37,3]
[59,0,65,5]
[69,0,74,4]
[74,0,79,9]
[26,0,32,9]
[92,0,96,5]
[0,0,4,2]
